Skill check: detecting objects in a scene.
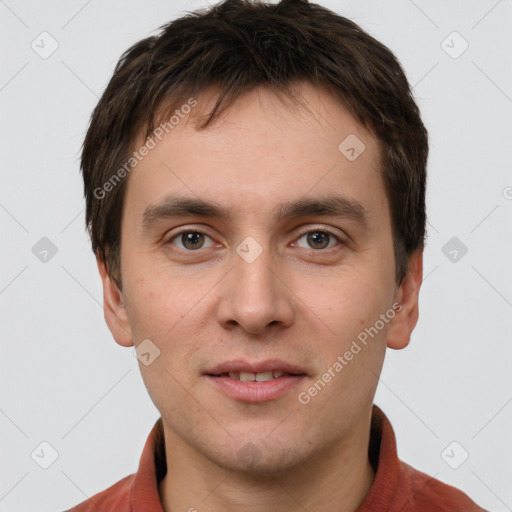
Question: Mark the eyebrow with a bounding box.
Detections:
[141,194,370,230]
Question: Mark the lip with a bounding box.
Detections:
[205,374,306,403]
[204,358,307,376]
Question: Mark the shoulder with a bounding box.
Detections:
[399,461,488,511]
[65,473,134,511]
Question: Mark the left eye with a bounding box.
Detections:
[294,231,340,250]
[169,231,216,251]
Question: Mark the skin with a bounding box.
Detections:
[97,81,423,512]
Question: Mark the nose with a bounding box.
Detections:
[216,244,295,335]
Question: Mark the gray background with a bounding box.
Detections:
[1,0,511,510]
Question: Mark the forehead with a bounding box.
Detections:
[124,82,387,229]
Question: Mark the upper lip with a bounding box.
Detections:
[205,359,307,376]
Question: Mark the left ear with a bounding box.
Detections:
[386,249,423,350]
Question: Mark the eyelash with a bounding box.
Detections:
[165,227,344,252]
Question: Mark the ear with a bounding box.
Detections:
[386,249,423,350]
[96,254,134,347]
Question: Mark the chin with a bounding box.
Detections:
[209,438,310,478]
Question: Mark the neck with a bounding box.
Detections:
[158,410,375,512]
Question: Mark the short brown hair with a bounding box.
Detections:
[81,0,428,290]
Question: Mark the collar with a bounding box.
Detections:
[129,404,401,511]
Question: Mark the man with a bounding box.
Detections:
[69,0,487,510]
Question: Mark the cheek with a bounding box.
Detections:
[123,263,193,330]
[126,278,203,405]
[124,273,210,363]
[297,266,392,400]
[298,264,389,340]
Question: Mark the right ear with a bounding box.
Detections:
[96,254,134,347]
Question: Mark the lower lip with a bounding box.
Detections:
[205,374,306,403]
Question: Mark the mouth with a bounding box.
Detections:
[205,373,306,403]
[204,359,308,380]
[206,370,306,382]
[203,360,308,402]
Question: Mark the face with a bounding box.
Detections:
[98,82,422,475]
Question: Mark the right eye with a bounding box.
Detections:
[166,230,217,251]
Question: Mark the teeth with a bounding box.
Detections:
[227,370,286,381]
[256,371,274,382]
